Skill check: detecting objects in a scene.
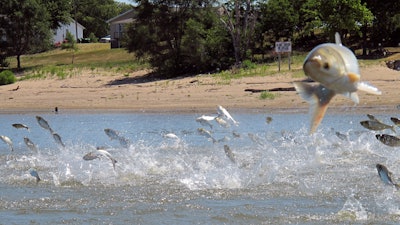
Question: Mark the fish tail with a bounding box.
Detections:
[391,126,397,133]
[293,82,336,134]
[394,183,400,190]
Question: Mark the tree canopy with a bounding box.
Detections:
[0,0,53,69]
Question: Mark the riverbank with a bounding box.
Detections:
[0,64,398,114]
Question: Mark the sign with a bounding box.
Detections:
[275,42,292,53]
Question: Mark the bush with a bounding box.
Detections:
[0,70,16,85]
[88,32,98,43]
[0,54,9,68]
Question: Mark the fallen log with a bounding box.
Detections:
[245,87,296,93]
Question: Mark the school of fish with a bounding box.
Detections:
[0,33,398,189]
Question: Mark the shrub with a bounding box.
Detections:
[0,70,16,85]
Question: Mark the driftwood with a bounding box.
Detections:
[245,87,295,93]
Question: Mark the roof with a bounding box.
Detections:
[106,9,135,24]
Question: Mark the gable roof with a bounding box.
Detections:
[106,9,135,24]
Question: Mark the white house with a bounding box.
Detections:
[53,19,85,44]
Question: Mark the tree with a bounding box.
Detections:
[62,30,78,64]
[362,0,400,46]
[0,0,53,69]
[219,0,258,67]
[319,0,373,40]
[126,0,230,76]
[44,0,72,29]
[259,0,299,42]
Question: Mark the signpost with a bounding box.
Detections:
[275,41,292,71]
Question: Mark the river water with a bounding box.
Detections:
[0,110,400,224]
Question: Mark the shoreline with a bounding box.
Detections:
[0,64,398,114]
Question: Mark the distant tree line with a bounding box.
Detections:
[125,0,400,76]
[0,0,131,69]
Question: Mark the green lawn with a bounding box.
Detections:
[7,43,149,76]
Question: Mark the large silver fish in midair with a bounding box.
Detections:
[293,33,381,133]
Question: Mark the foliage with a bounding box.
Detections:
[88,33,98,43]
[0,70,16,85]
[259,0,299,42]
[61,30,78,64]
[126,0,231,76]
[0,54,9,68]
[259,91,276,100]
[43,0,72,29]
[0,0,54,69]
[219,0,258,66]
[362,0,400,45]
[73,0,132,37]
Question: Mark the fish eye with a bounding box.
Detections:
[323,62,330,70]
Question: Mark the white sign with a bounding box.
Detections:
[275,42,292,53]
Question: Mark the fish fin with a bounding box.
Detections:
[357,82,382,95]
[341,92,359,104]
[293,82,336,134]
[391,126,396,133]
[335,32,342,46]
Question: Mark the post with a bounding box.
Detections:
[278,53,281,72]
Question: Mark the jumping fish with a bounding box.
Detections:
[97,149,117,170]
[266,116,273,124]
[223,145,236,163]
[366,114,382,122]
[375,134,400,147]
[217,105,238,125]
[104,128,121,140]
[24,137,38,153]
[163,133,179,139]
[196,115,216,129]
[52,132,65,147]
[0,135,13,151]
[83,151,100,161]
[28,168,41,183]
[215,117,230,128]
[360,120,396,132]
[391,117,400,126]
[197,128,216,143]
[12,123,29,130]
[293,33,381,134]
[104,128,130,147]
[376,164,400,189]
[36,116,53,133]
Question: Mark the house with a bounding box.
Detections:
[53,19,85,44]
[106,9,135,48]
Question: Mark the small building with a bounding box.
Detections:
[106,9,135,48]
[53,19,85,44]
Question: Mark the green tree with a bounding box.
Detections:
[44,0,72,29]
[320,0,373,40]
[73,0,132,38]
[0,0,53,69]
[362,0,400,46]
[259,0,299,42]
[126,0,229,76]
[62,30,78,64]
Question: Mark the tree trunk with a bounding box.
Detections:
[361,24,368,56]
[17,54,21,69]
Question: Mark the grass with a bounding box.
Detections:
[259,91,278,100]
[5,43,400,82]
[6,43,149,79]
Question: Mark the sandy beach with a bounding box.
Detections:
[0,64,399,114]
